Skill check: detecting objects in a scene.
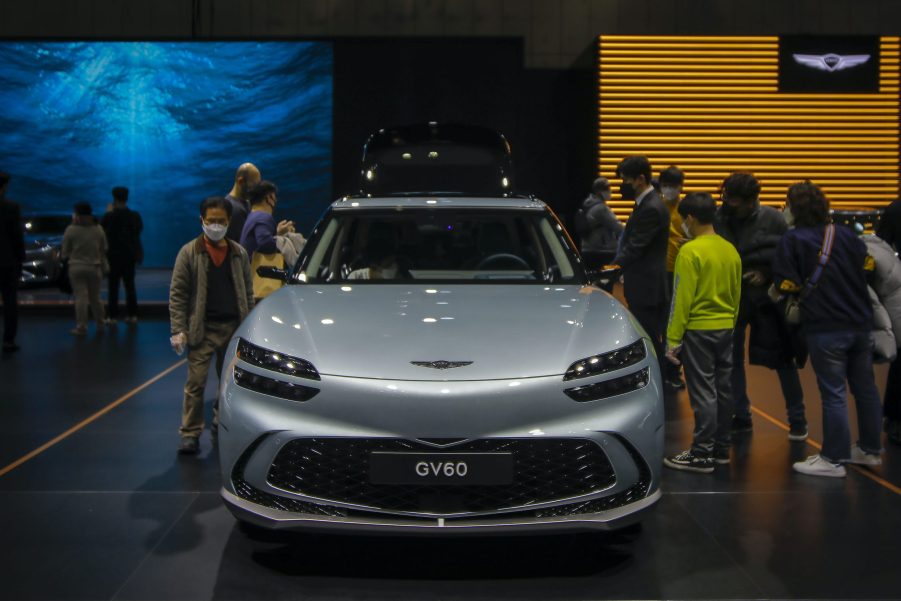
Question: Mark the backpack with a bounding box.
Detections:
[573,208,591,237]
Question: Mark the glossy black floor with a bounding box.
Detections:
[1,315,900,601]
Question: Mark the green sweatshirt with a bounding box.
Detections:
[666,233,742,346]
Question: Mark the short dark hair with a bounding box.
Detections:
[678,192,717,225]
[248,180,278,206]
[616,156,652,183]
[787,180,829,227]
[74,201,93,216]
[112,186,129,202]
[720,172,761,204]
[591,177,610,196]
[0,171,9,188]
[199,196,232,219]
[659,165,685,186]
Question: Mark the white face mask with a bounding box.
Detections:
[783,206,795,227]
[681,221,693,239]
[203,222,228,242]
[661,186,680,202]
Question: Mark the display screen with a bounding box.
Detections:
[0,41,333,266]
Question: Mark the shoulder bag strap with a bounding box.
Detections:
[801,224,836,299]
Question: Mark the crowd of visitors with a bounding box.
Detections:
[2,159,899,471]
[589,156,897,477]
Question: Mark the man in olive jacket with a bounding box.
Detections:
[170,197,254,455]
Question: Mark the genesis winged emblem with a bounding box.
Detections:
[411,360,473,369]
[793,53,871,72]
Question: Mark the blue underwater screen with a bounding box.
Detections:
[0,42,333,266]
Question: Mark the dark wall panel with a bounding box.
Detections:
[332,37,595,219]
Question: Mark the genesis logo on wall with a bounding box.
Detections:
[779,36,880,92]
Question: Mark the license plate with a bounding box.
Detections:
[369,452,514,485]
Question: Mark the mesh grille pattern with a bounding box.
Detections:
[266,438,616,514]
[231,436,347,517]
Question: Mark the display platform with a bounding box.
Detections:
[0,315,899,600]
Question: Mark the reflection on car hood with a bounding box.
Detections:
[25,234,63,250]
[239,284,641,381]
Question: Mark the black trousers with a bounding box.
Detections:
[630,302,666,367]
[108,261,137,319]
[885,348,901,421]
[0,266,19,344]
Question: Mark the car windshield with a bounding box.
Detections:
[293,208,583,284]
[22,216,70,235]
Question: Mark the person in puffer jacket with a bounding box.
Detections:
[865,229,901,445]
[575,177,623,270]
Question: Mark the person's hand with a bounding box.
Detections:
[276,220,295,236]
[665,343,682,366]
[742,270,766,287]
[170,332,187,356]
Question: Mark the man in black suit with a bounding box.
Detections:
[612,156,671,363]
[0,171,26,352]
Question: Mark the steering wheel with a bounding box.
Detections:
[475,253,531,270]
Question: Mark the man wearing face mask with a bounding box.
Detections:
[574,177,623,277]
[169,197,254,455]
[714,172,807,439]
[224,162,261,242]
[239,181,295,257]
[612,156,671,364]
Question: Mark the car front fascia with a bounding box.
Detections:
[218,339,663,533]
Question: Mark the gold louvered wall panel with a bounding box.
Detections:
[598,36,901,219]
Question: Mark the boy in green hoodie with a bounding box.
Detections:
[664,192,742,473]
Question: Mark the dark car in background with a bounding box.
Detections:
[360,122,516,198]
[19,213,69,286]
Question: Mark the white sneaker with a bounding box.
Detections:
[793,454,846,478]
[847,443,882,466]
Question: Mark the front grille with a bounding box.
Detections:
[266,438,616,514]
[231,436,347,517]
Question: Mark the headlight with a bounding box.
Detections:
[233,366,320,402]
[564,368,650,402]
[237,338,320,381]
[563,340,646,381]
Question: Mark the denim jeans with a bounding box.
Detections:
[806,330,883,462]
[732,322,806,427]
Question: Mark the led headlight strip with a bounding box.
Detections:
[237,338,320,381]
[233,366,320,402]
[563,340,646,381]
[564,368,650,402]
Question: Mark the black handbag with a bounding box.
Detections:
[58,259,72,294]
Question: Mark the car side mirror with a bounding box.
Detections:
[257,266,288,281]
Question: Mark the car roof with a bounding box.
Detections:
[330,196,546,210]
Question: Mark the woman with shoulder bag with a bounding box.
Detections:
[772,181,883,477]
[61,202,108,335]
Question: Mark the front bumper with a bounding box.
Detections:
[222,486,661,535]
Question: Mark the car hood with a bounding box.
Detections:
[238,284,644,381]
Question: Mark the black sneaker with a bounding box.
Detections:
[788,423,808,441]
[713,448,730,465]
[664,450,714,473]
[177,436,200,455]
[731,415,753,433]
